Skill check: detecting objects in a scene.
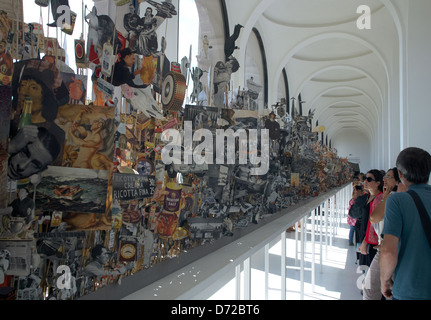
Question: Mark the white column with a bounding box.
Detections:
[281,230,286,300]
[300,216,306,300]
[244,258,251,300]
[332,196,336,242]
[235,264,241,300]
[320,204,324,273]
[264,244,269,300]
[295,221,299,266]
[311,209,316,292]
[325,199,329,259]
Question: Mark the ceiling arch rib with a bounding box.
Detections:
[317,106,376,139]
[312,88,380,143]
[323,100,375,120]
[272,31,390,103]
[325,117,374,142]
[294,50,373,63]
[310,86,380,120]
[311,75,367,83]
[319,101,376,125]
[262,1,384,29]
[295,64,385,109]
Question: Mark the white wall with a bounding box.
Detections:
[333,130,373,173]
[405,0,431,153]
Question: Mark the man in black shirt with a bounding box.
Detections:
[265,111,280,140]
[111,48,147,88]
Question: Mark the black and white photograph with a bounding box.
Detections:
[0,240,32,277]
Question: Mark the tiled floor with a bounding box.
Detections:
[208,215,364,300]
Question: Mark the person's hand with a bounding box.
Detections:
[381,279,394,299]
[359,241,368,255]
[383,185,394,199]
[8,125,39,154]
[352,188,363,199]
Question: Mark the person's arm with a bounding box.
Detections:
[68,128,101,148]
[379,235,399,299]
[370,186,393,224]
[370,200,385,224]
[70,108,88,137]
[8,125,39,155]
[0,206,13,215]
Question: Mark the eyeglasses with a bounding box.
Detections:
[365,177,376,182]
[383,175,394,180]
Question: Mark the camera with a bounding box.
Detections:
[355,185,363,191]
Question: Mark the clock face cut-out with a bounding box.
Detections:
[119,242,137,262]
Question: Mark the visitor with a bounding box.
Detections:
[348,177,364,246]
[356,170,383,267]
[380,147,431,300]
[363,167,402,300]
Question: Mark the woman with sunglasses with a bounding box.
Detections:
[370,168,405,228]
[354,170,384,275]
[362,168,403,299]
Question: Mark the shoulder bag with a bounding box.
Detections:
[348,194,368,219]
[407,190,431,249]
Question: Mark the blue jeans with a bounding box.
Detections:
[349,225,355,245]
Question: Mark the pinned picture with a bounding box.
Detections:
[85,6,122,67]
[7,125,62,182]
[36,166,109,214]
[74,39,86,69]
[291,173,299,187]
[0,86,11,207]
[0,187,35,239]
[10,59,69,166]
[55,104,115,171]
[0,240,32,277]
[61,73,87,105]
[112,173,156,201]
[0,40,13,86]
[137,157,154,176]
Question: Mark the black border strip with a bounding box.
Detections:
[252,27,269,107]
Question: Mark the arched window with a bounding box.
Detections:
[178,0,199,70]
[244,28,268,112]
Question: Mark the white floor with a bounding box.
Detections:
[208,216,363,300]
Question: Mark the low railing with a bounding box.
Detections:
[120,183,352,300]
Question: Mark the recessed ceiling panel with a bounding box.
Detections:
[264,0,383,28]
[322,88,363,98]
[312,69,367,83]
[293,39,372,62]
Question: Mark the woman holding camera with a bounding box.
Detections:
[347,177,365,246]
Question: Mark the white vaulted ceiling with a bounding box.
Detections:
[217,0,402,169]
[90,0,403,169]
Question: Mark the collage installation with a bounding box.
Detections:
[0,0,354,300]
